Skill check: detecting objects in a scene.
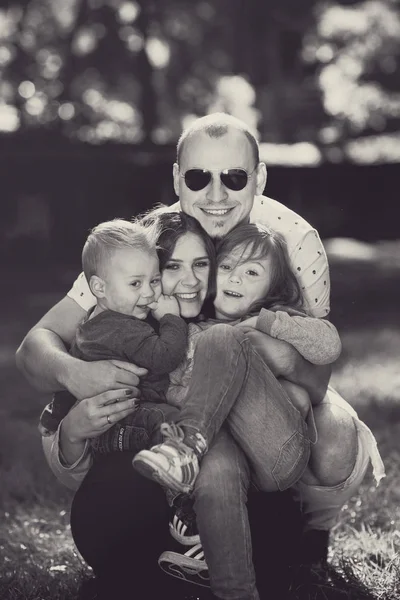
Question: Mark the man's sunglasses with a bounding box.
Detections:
[180,167,256,192]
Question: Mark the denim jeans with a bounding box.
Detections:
[92,402,180,454]
[177,324,310,600]
[179,323,310,492]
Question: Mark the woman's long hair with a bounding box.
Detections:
[216,223,303,314]
[139,208,216,316]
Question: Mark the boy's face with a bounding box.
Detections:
[100,248,162,319]
[214,247,272,320]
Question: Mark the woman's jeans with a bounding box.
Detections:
[176,324,310,600]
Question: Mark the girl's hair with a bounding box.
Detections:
[82,218,159,281]
[140,208,217,311]
[216,223,303,313]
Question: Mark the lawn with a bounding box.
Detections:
[1,244,399,600]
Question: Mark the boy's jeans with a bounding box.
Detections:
[176,324,310,600]
[92,403,180,454]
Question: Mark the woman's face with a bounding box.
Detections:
[161,232,211,318]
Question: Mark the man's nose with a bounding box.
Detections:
[206,174,228,203]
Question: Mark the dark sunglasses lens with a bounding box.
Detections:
[184,169,212,191]
[221,169,248,191]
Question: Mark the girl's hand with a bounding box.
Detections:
[235,315,258,329]
[61,389,138,443]
[150,294,180,320]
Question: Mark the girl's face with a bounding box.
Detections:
[161,232,211,318]
[214,246,272,320]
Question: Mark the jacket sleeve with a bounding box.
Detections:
[256,308,342,365]
[289,229,331,318]
[122,315,188,374]
[42,423,92,491]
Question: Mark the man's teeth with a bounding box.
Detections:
[224,291,242,297]
[202,208,231,216]
[176,293,198,299]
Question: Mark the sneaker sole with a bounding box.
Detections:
[158,550,210,589]
[133,456,193,495]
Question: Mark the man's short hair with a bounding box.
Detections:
[177,113,260,165]
[82,218,159,281]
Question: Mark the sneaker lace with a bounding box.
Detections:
[159,422,194,460]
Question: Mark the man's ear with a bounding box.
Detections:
[89,275,106,299]
[255,162,267,196]
[173,162,180,197]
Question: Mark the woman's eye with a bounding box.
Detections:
[164,263,179,271]
[194,261,209,269]
[246,270,258,276]
[219,264,231,271]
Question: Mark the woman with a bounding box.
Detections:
[44,212,221,599]
[43,213,309,600]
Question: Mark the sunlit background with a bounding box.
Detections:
[0,0,399,152]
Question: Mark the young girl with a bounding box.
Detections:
[133,222,342,495]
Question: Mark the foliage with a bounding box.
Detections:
[0,0,399,161]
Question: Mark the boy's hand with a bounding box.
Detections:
[150,294,181,320]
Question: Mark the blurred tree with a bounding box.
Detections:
[303,0,400,159]
[0,0,398,158]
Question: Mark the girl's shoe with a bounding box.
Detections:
[133,423,206,494]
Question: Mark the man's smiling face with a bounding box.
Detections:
[174,128,266,239]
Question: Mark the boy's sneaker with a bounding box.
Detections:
[133,423,206,494]
[158,543,210,589]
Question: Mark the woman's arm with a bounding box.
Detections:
[42,389,138,490]
[16,296,146,399]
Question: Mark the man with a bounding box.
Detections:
[17,114,372,600]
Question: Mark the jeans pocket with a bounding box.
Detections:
[272,430,310,491]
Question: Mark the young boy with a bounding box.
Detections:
[39,218,188,454]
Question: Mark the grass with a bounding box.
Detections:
[1,247,400,600]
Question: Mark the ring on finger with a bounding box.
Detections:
[106,415,112,425]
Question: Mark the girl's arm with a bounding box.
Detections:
[255,308,342,365]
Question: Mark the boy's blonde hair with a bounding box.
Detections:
[82,218,159,282]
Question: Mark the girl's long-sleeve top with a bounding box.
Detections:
[255,306,341,366]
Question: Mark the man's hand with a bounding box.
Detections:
[62,358,148,401]
[240,328,331,404]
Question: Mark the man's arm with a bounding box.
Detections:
[16,296,146,399]
[240,329,331,404]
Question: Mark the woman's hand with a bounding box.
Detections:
[59,389,138,465]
